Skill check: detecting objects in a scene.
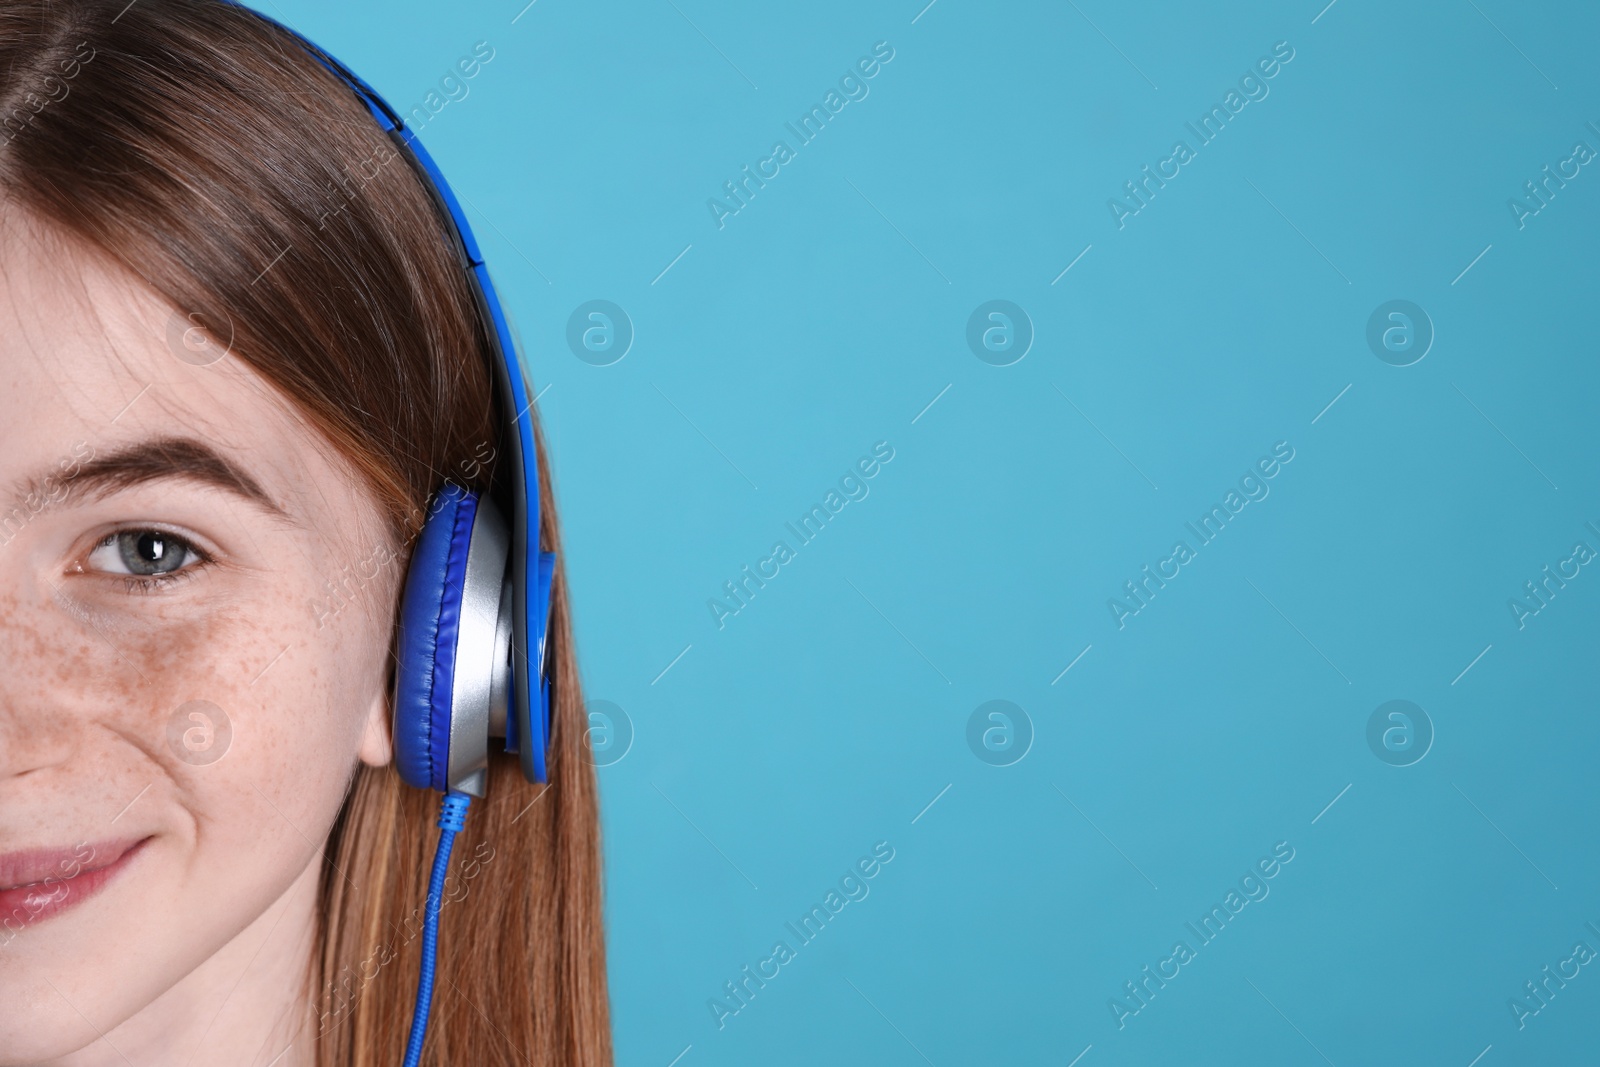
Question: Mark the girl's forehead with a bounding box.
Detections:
[0,215,390,554]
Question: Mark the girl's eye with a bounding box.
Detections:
[87,530,205,578]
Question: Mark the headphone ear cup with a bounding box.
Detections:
[393,484,480,792]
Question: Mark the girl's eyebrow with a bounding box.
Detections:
[16,436,292,521]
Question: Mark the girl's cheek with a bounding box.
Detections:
[43,579,344,778]
[16,553,387,833]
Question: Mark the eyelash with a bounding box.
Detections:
[117,567,201,596]
[91,528,213,595]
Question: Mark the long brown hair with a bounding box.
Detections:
[0,1,612,1063]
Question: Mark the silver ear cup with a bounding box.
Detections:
[445,495,511,797]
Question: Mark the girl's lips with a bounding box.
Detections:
[0,836,150,932]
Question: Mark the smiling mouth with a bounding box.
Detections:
[0,836,151,932]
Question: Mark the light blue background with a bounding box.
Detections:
[267,1,1600,1063]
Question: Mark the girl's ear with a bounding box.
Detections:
[357,682,393,768]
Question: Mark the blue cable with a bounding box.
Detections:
[402,790,472,1067]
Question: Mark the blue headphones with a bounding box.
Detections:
[220,4,556,793]
[216,3,556,1061]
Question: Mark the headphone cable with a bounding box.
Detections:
[402,789,472,1067]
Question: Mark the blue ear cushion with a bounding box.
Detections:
[393,484,479,792]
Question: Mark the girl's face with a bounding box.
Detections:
[0,214,398,1061]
